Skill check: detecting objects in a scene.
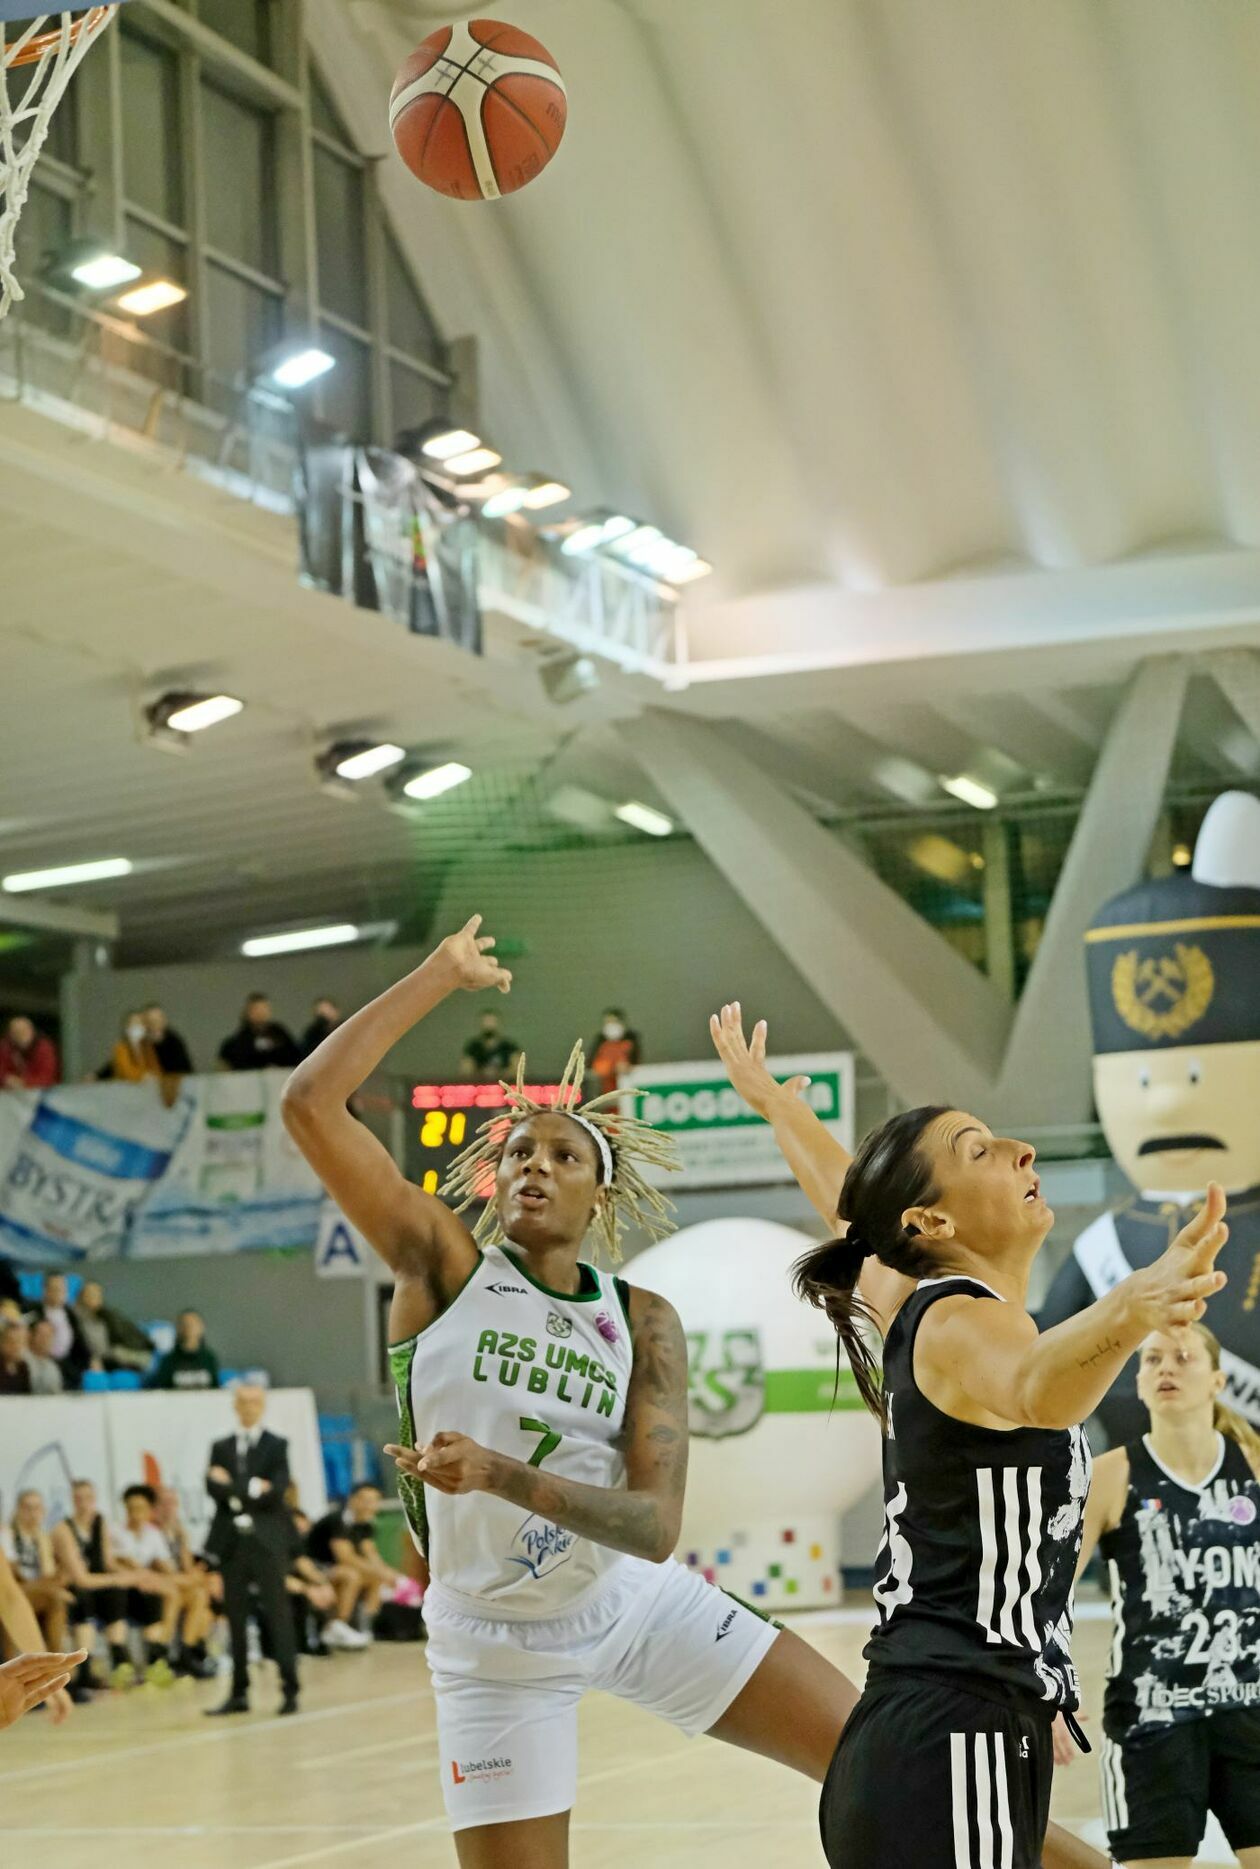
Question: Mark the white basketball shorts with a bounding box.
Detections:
[424,1555,781,1830]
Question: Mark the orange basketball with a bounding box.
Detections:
[389,19,567,202]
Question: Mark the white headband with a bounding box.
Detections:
[566,1111,614,1185]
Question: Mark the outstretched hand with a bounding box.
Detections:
[709,1002,809,1119]
[1128,1182,1229,1334]
[437,916,513,996]
[0,1650,86,1731]
[384,1433,503,1496]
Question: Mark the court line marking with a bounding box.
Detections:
[297,1733,439,1770]
[251,1821,447,1869]
[0,1687,427,1787]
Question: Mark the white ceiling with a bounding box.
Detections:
[3,0,1260,965]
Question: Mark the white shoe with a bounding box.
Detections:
[325,1619,369,1651]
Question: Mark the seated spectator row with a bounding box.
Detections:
[0,1271,225,1394]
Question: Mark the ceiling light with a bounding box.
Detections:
[422,427,480,462]
[3,858,133,893]
[481,486,530,519]
[70,251,141,291]
[333,741,406,781]
[163,694,243,733]
[668,557,712,584]
[115,278,187,316]
[401,761,472,801]
[941,775,998,811]
[1171,842,1193,868]
[615,801,673,837]
[271,347,335,389]
[241,924,361,958]
[444,446,502,477]
[521,481,570,510]
[561,514,636,557]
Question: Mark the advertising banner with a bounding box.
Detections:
[624,1052,856,1189]
[0,1075,322,1263]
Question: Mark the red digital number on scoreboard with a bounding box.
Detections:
[410,1083,567,1111]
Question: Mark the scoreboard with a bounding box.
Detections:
[406,1081,569,1198]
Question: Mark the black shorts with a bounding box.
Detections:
[71,1584,127,1626]
[820,1672,1054,1869]
[125,1588,165,1626]
[1102,1710,1260,1860]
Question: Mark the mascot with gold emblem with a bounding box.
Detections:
[1040,790,1260,1446]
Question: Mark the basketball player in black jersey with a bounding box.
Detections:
[1057,1321,1260,1866]
[710,1003,1229,1869]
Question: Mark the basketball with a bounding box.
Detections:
[389,19,567,202]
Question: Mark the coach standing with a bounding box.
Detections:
[203,1383,299,1717]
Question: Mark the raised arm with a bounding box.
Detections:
[710,1004,911,1332]
[918,1187,1229,1431]
[384,1288,690,1565]
[281,917,511,1299]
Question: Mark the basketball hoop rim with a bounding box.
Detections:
[3,5,117,69]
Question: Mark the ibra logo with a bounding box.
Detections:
[451,1756,514,1785]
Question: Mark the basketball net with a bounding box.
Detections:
[0,7,116,322]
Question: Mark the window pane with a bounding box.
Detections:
[314,146,367,327]
[318,321,372,440]
[202,82,277,275]
[197,0,270,64]
[13,183,73,337]
[121,32,184,225]
[123,214,190,361]
[309,67,351,146]
[204,263,283,398]
[384,230,442,369]
[389,359,444,446]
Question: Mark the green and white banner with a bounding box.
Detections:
[625,1052,855,1189]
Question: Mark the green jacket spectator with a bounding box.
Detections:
[148,1310,220,1391]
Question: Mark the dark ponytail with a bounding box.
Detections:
[793,1105,950,1429]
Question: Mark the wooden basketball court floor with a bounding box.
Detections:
[0,1599,1235,1868]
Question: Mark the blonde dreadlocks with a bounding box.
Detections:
[439,1042,679,1264]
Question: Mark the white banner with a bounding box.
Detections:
[624,1053,856,1189]
[0,1391,327,1549]
[0,1074,322,1262]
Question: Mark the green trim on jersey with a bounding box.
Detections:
[613,1275,634,1337]
[385,1249,484,1353]
[500,1247,603,1303]
[721,1586,785,1634]
[386,1334,428,1559]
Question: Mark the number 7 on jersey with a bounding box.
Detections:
[519,1417,562,1467]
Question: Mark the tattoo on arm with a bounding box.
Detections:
[491,1294,690,1564]
[1078,1336,1122,1370]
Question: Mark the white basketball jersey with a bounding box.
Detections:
[389,1243,636,1618]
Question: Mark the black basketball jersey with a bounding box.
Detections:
[1099,1432,1260,1739]
[69,1512,105,1572]
[866,1276,1092,1713]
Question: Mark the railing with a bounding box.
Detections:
[0,282,685,681]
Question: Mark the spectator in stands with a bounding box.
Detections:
[143,1003,193,1076]
[299,996,342,1061]
[0,1319,32,1395]
[96,1011,161,1083]
[0,1015,59,1090]
[72,1280,152,1377]
[460,1008,520,1083]
[0,1256,20,1308]
[110,1484,178,1685]
[283,1482,340,1657]
[25,1319,64,1396]
[153,1487,216,1678]
[219,994,299,1072]
[0,1493,71,1661]
[33,1272,89,1389]
[590,1006,641,1098]
[148,1309,220,1391]
[0,1547,77,1726]
[52,1479,128,1694]
[307,1484,399,1643]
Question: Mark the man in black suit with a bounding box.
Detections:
[203,1383,299,1717]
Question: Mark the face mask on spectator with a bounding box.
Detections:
[127,1022,146,1045]
[603,1021,626,1041]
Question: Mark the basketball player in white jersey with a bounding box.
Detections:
[283,918,862,1868]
